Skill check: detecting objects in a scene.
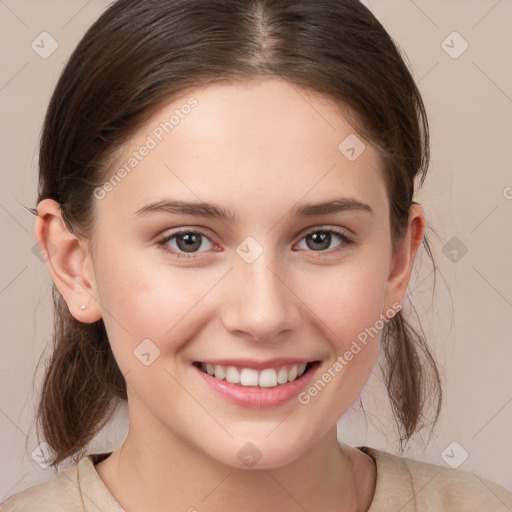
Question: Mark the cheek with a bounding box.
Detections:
[292,263,389,419]
[92,246,215,366]
[296,256,389,350]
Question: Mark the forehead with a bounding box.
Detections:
[96,77,387,222]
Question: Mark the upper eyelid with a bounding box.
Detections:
[157,227,215,247]
[297,225,350,238]
[158,225,351,250]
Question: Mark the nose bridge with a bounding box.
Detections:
[222,245,300,341]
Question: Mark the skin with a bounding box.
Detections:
[36,77,425,512]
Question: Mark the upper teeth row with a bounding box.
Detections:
[200,363,308,387]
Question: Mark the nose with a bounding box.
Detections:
[220,253,301,343]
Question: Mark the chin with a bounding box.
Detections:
[199,432,310,471]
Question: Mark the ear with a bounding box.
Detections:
[383,204,425,319]
[35,199,102,323]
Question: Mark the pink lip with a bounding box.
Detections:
[196,357,313,371]
[193,361,320,408]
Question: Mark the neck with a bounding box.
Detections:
[96,406,373,512]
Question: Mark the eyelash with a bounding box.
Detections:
[156,227,353,260]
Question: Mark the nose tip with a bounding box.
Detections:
[221,259,300,343]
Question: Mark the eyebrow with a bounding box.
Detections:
[134,197,373,221]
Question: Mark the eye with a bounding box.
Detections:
[295,228,352,253]
[156,227,353,260]
[157,229,216,259]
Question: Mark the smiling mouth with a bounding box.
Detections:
[193,361,319,388]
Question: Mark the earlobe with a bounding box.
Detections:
[35,199,102,323]
[383,204,426,312]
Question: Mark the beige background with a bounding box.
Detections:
[1,0,511,500]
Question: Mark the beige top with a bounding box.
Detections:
[1,446,510,511]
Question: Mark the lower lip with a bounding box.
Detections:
[193,363,319,408]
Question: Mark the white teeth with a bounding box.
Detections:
[199,362,311,388]
[240,368,259,386]
[225,366,240,384]
[214,366,225,380]
[259,368,278,387]
[277,366,289,384]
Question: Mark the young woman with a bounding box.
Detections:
[1,0,510,510]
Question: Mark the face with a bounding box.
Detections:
[79,77,409,468]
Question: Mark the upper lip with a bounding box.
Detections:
[194,358,317,370]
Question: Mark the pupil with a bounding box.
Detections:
[178,233,201,252]
[307,232,330,251]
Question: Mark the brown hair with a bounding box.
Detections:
[36,0,442,466]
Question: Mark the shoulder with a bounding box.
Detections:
[0,463,81,512]
[359,446,512,512]
[0,454,122,512]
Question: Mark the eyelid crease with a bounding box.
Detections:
[156,228,217,259]
[156,226,354,260]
